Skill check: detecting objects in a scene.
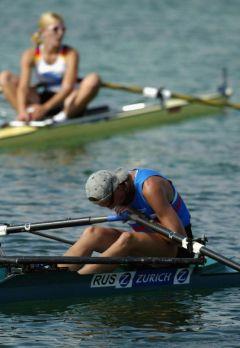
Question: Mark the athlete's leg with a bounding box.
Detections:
[0,71,19,109]
[79,230,178,274]
[64,73,101,118]
[0,70,40,117]
[60,225,124,271]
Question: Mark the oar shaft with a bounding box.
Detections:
[1,215,121,235]
[28,231,74,245]
[128,212,240,272]
[101,81,143,94]
[170,92,239,109]
[200,246,240,272]
[128,212,183,243]
[102,81,240,110]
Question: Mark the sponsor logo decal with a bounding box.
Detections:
[91,273,117,287]
[117,272,133,288]
[133,269,175,287]
[91,271,135,288]
[91,267,193,288]
[173,268,192,285]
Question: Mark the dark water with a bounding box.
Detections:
[0,0,239,346]
[0,289,239,347]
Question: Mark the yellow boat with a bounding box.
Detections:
[0,90,231,153]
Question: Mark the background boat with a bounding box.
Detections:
[0,90,231,152]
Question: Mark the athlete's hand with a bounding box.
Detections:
[28,104,47,120]
[17,113,30,122]
[114,205,129,215]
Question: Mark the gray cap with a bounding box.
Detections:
[85,168,128,202]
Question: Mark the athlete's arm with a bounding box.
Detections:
[142,176,187,237]
[17,48,34,118]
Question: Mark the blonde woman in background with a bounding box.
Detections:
[0,12,101,121]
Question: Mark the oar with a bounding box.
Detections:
[127,212,240,272]
[23,230,75,245]
[101,81,240,110]
[0,215,124,244]
[0,255,201,266]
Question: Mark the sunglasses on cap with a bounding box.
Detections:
[47,24,66,33]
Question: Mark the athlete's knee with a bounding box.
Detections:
[81,226,105,241]
[0,70,13,86]
[83,73,101,90]
[116,232,135,251]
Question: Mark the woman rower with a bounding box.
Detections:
[0,12,101,121]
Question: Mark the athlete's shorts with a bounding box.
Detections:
[39,91,63,117]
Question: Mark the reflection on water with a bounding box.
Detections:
[0,290,211,330]
[0,288,239,346]
[0,148,86,167]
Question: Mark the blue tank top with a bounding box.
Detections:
[129,168,191,231]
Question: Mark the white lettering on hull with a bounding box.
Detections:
[91,271,136,288]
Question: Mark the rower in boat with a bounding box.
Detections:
[62,167,193,274]
[0,12,101,121]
